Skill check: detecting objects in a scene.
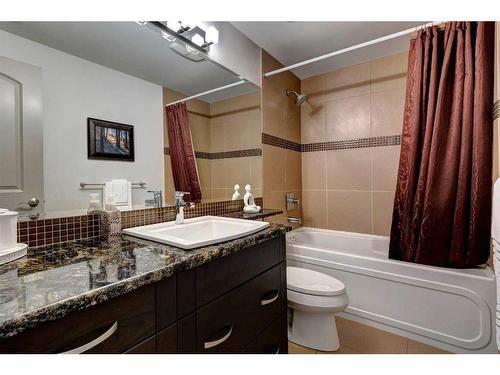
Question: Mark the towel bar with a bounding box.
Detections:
[80,182,146,189]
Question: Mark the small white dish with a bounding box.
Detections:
[0,243,28,265]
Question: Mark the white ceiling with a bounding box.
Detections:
[0,22,257,102]
[232,21,426,79]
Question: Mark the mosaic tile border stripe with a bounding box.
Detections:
[263,133,401,152]
[302,135,402,152]
[494,100,499,121]
[17,214,101,248]
[262,133,301,152]
[164,147,261,159]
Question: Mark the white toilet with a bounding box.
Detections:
[287,266,348,351]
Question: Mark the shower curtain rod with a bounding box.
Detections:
[165,80,247,106]
[263,21,442,78]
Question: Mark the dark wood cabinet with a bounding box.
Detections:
[0,234,287,354]
[0,285,155,354]
[195,264,284,353]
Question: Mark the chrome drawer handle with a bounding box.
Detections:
[204,325,233,350]
[261,290,279,306]
[62,321,118,354]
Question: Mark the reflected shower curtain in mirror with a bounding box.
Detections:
[166,103,202,202]
[389,22,494,268]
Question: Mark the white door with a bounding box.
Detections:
[0,57,44,217]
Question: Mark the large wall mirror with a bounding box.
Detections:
[0,21,261,220]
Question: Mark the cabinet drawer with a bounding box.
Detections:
[156,323,177,353]
[242,314,288,354]
[195,236,285,307]
[125,335,156,354]
[196,263,285,353]
[0,285,155,354]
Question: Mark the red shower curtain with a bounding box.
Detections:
[165,103,202,202]
[389,22,495,268]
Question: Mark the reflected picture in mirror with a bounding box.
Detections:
[87,118,135,161]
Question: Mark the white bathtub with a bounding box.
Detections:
[286,227,497,353]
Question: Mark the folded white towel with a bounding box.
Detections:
[104,179,132,210]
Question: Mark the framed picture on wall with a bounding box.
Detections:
[87,118,135,161]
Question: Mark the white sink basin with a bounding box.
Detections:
[122,215,270,250]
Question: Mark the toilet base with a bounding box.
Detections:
[289,309,340,352]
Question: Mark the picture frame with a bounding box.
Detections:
[87,117,135,161]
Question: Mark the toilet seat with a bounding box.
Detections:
[287,266,345,296]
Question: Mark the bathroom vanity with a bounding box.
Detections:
[0,224,288,354]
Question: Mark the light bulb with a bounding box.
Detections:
[191,33,204,47]
[205,26,219,45]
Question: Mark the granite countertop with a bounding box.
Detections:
[223,209,283,220]
[0,222,289,339]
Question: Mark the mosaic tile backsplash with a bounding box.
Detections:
[17,198,263,248]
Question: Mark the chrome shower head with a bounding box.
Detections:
[286,89,309,106]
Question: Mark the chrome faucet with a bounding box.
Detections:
[147,190,163,208]
[175,191,195,224]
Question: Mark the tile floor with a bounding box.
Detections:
[288,316,449,354]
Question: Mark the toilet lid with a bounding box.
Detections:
[287,266,345,296]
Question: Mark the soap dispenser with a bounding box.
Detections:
[101,195,122,238]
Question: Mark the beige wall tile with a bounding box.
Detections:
[336,317,407,354]
[302,151,327,190]
[263,144,286,192]
[211,188,232,200]
[372,145,400,191]
[326,95,371,141]
[370,52,408,93]
[249,156,263,190]
[246,108,263,148]
[302,190,327,228]
[263,190,286,211]
[372,191,395,236]
[210,91,260,116]
[326,149,371,190]
[225,158,251,188]
[262,49,301,143]
[327,191,372,233]
[301,101,326,144]
[406,339,449,354]
[285,150,302,191]
[302,74,326,104]
[164,155,174,191]
[196,159,211,191]
[325,63,370,101]
[189,114,211,152]
[371,88,405,136]
[210,118,225,153]
[211,159,226,189]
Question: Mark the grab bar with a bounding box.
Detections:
[62,321,118,354]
